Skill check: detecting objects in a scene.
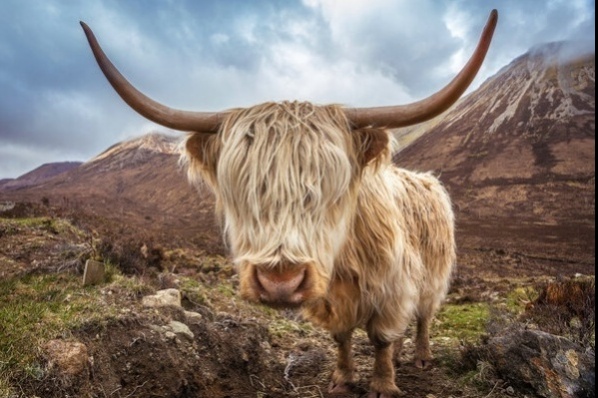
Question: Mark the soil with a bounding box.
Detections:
[0,202,594,398]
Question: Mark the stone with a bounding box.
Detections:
[142,288,181,307]
[483,326,594,398]
[184,310,203,324]
[167,320,194,340]
[149,324,165,333]
[82,259,105,286]
[44,339,88,376]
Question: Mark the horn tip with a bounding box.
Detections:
[489,9,498,22]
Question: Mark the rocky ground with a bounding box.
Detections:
[0,202,594,398]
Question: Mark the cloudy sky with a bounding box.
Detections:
[0,0,594,179]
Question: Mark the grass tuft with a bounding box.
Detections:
[0,266,142,396]
[436,303,490,342]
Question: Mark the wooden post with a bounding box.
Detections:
[83,259,105,286]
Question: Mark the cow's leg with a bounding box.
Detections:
[414,302,437,369]
[366,326,403,398]
[329,330,355,394]
[393,336,404,366]
[414,293,440,369]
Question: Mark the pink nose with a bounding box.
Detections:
[255,265,307,306]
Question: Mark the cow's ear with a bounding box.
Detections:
[354,128,390,166]
[186,132,217,165]
[185,132,220,185]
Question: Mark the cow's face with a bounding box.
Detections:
[185,102,389,307]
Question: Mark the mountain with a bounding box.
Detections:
[0,162,82,191]
[0,133,222,252]
[2,43,594,268]
[394,42,595,264]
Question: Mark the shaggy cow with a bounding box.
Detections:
[82,10,497,397]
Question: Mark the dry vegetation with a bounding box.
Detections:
[0,201,594,398]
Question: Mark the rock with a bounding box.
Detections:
[149,324,164,333]
[484,326,594,398]
[82,259,105,286]
[44,339,88,376]
[184,310,203,324]
[149,320,194,341]
[167,320,194,341]
[142,288,181,307]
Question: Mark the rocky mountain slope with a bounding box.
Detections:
[0,133,221,252]
[395,42,595,265]
[0,161,82,191]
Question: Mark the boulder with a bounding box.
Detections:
[142,288,181,307]
[167,320,194,341]
[184,310,203,324]
[484,326,594,398]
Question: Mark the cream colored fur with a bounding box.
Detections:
[305,165,455,342]
[181,100,456,394]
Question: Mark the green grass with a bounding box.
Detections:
[2,217,65,234]
[0,269,132,397]
[1,274,97,364]
[505,286,539,314]
[0,215,153,396]
[436,303,491,342]
[0,216,88,250]
[179,277,212,307]
[433,302,495,394]
[268,317,314,338]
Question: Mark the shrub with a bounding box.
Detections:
[95,234,164,276]
[523,278,595,347]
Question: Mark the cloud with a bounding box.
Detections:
[0,0,594,178]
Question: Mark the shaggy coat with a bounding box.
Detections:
[183,101,456,396]
[80,10,496,396]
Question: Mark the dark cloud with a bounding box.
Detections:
[0,0,594,178]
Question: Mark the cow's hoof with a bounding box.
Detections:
[414,358,432,369]
[366,389,405,398]
[367,382,404,398]
[328,381,351,394]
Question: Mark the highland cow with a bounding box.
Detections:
[81,10,497,397]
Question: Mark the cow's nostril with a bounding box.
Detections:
[255,266,307,304]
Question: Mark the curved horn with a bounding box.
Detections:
[345,9,498,129]
[80,22,224,133]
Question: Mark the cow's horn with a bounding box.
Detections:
[345,9,498,129]
[80,22,224,133]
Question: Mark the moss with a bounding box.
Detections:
[268,318,313,338]
[179,277,212,307]
[505,286,538,314]
[436,303,490,342]
[216,283,236,298]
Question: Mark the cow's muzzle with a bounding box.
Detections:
[251,264,311,307]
